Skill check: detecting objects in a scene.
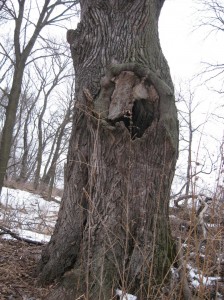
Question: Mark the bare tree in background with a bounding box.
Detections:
[172,84,215,206]
[0,0,6,12]
[17,77,40,183]
[32,54,71,190]
[0,0,79,194]
[41,80,73,198]
[1,40,73,189]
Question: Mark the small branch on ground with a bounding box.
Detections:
[173,193,212,208]
[0,225,45,245]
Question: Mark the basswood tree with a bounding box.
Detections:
[38,0,179,299]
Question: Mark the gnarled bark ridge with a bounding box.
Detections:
[37,1,179,299]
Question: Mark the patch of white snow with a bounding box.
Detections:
[0,187,60,243]
[115,289,137,300]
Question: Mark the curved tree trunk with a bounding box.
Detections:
[37,0,179,299]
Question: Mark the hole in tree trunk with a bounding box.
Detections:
[131,99,154,138]
[111,98,154,139]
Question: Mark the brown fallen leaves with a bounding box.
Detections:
[0,238,48,300]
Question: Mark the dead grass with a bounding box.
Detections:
[1,181,224,298]
[169,202,224,299]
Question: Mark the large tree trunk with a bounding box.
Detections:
[37,0,179,299]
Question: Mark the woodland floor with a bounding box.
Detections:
[0,238,49,300]
[1,221,224,300]
[0,186,224,299]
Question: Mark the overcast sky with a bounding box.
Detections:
[160,0,223,85]
[159,0,223,135]
[159,0,223,192]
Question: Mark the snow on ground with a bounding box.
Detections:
[116,289,137,300]
[0,187,223,297]
[187,264,221,288]
[0,187,60,243]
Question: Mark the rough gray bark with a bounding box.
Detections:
[37,0,178,299]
